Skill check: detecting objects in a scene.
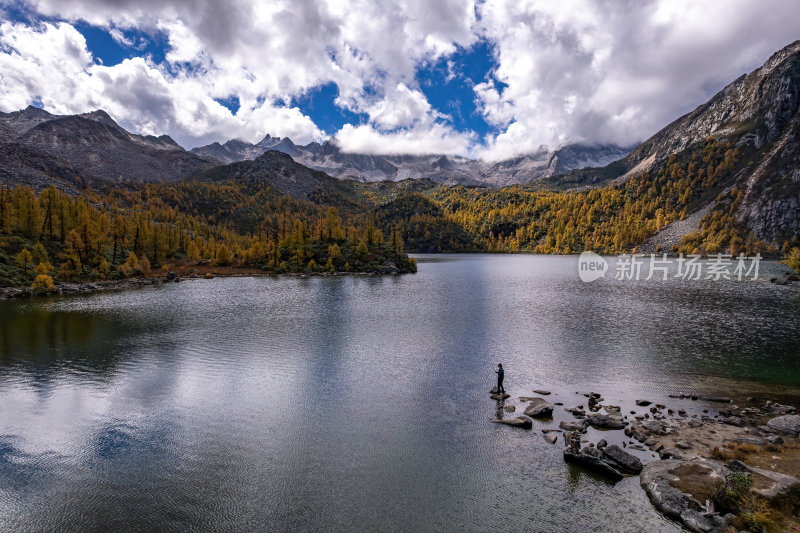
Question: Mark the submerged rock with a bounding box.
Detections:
[543,433,558,444]
[566,405,586,418]
[701,396,731,403]
[523,398,554,418]
[636,400,652,406]
[489,416,533,429]
[503,404,516,412]
[532,389,551,395]
[490,393,511,401]
[587,413,626,430]
[559,420,587,433]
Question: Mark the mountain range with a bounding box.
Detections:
[0,104,632,190]
[190,135,632,187]
[537,39,800,245]
[0,107,216,192]
[0,40,798,249]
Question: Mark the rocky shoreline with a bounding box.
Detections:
[490,387,800,532]
[0,265,414,302]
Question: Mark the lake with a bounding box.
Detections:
[1,254,799,532]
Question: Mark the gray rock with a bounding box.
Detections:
[532,389,551,395]
[767,414,800,435]
[559,420,587,433]
[503,404,515,412]
[543,433,558,444]
[659,447,692,460]
[767,435,784,445]
[601,444,643,474]
[731,436,765,446]
[675,441,692,450]
[596,439,607,449]
[564,448,624,482]
[640,458,731,533]
[640,420,667,434]
[702,396,731,403]
[762,401,796,414]
[490,393,511,401]
[587,413,626,430]
[524,398,554,418]
[721,416,745,427]
[566,405,586,418]
[489,416,533,429]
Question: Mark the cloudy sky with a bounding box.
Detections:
[0,0,798,160]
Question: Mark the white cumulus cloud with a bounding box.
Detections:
[0,0,798,160]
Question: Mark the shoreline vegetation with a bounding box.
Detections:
[0,183,417,292]
[0,260,415,302]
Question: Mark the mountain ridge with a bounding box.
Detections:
[0,106,216,188]
[190,135,633,187]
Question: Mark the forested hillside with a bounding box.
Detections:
[0,183,415,288]
[376,139,794,256]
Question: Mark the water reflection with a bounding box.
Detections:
[0,255,797,532]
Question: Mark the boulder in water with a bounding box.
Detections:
[564,447,624,482]
[523,397,554,418]
[587,413,626,429]
[489,416,533,429]
[559,420,587,433]
[601,445,642,474]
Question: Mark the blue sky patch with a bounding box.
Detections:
[416,39,505,138]
[74,22,168,66]
[290,82,370,135]
[214,95,241,115]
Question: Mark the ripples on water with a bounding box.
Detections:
[0,254,798,532]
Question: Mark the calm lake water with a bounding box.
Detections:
[1,254,799,532]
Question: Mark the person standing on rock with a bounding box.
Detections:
[495,364,505,393]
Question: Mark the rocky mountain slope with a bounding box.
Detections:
[190,134,301,163]
[543,40,800,245]
[193,149,363,206]
[192,135,632,187]
[0,107,216,188]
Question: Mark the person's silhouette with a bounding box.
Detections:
[495,363,505,393]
